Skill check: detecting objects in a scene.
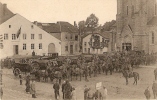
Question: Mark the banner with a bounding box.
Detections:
[96,82,102,90]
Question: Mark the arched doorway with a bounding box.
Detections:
[48,43,55,53]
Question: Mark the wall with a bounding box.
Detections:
[61,32,80,55]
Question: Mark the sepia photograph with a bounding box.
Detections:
[0,0,157,100]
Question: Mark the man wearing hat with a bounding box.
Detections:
[53,80,60,99]
[64,80,72,100]
[25,74,30,93]
[62,81,66,99]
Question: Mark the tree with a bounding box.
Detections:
[85,14,99,34]
[102,20,116,31]
[78,20,86,35]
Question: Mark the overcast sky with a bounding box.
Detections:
[1,0,117,25]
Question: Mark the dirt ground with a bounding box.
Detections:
[1,64,157,100]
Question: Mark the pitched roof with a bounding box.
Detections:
[49,33,61,40]
[147,16,157,26]
[34,21,79,33]
[82,32,110,39]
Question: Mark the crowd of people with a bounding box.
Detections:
[0,51,157,99]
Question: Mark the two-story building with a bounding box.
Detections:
[34,21,80,56]
[82,32,109,54]
[0,14,61,59]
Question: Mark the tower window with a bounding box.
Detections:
[127,6,129,15]
[31,25,34,29]
[152,32,155,44]
[9,25,11,28]
[155,4,157,15]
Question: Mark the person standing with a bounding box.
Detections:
[64,80,72,100]
[53,80,60,100]
[25,74,30,93]
[94,90,102,100]
[152,81,157,99]
[144,86,151,100]
[102,87,108,100]
[19,73,22,85]
[84,85,89,100]
[62,81,66,99]
[30,80,36,98]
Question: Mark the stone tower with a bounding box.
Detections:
[116,0,157,53]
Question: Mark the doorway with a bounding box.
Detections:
[122,43,132,51]
[70,45,73,54]
[48,43,55,53]
[13,45,18,55]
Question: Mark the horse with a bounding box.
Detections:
[121,70,139,85]
[154,68,157,80]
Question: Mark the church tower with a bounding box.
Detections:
[116,0,157,53]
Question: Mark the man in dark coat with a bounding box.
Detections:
[84,85,89,100]
[144,87,151,100]
[62,81,66,99]
[53,80,60,100]
[64,80,72,100]
[25,74,30,93]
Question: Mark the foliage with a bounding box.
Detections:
[85,14,99,33]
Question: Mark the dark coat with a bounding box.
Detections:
[53,82,60,91]
[144,88,151,98]
[152,82,157,92]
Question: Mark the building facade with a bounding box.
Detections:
[116,0,157,53]
[82,33,109,54]
[34,21,80,56]
[0,14,61,58]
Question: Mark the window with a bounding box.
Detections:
[12,34,16,40]
[39,34,42,39]
[4,34,8,40]
[155,4,157,15]
[31,34,34,39]
[9,25,11,28]
[31,44,34,49]
[39,43,42,49]
[127,6,129,15]
[93,48,95,51]
[23,34,26,40]
[75,44,78,51]
[152,32,155,44]
[75,35,78,41]
[0,43,3,49]
[31,25,34,29]
[65,46,68,51]
[84,42,87,46]
[84,48,86,52]
[65,35,68,39]
[132,5,134,15]
[23,44,26,50]
[70,34,73,39]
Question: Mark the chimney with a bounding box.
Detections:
[3,4,7,15]
[74,21,77,27]
[34,21,38,25]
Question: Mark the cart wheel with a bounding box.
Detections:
[13,68,20,76]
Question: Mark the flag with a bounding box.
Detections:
[16,27,21,38]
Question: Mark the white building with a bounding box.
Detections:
[82,33,109,54]
[0,14,61,59]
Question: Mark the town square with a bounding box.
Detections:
[0,0,157,100]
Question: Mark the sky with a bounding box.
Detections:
[1,0,117,25]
